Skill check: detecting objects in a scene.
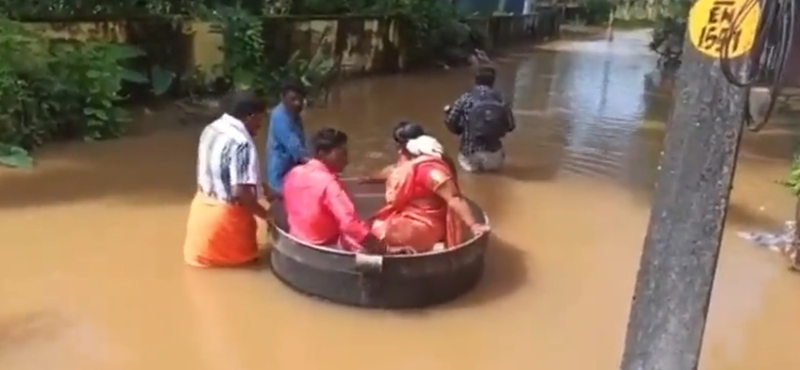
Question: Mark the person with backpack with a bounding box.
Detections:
[443,66,515,172]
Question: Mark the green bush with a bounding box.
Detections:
[781,155,800,196]
[582,0,615,25]
[0,0,209,18]
[649,15,686,68]
[0,8,337,168]
[0,0,476,168]
[392,0,473,66]
[0,17,167,168]
[209,6,337,104]
[649,0,690,69]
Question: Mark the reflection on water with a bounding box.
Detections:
[1,30,800,369]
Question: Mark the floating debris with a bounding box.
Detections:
[738,221,800,270]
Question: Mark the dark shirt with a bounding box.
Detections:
[444,85,515,156]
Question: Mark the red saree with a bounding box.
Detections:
[371,155,464,253]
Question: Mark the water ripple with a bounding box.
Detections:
[503,31,665,187]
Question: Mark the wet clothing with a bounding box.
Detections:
[445,85,514,170]
[184,114,260,267]
[266,103,307,194]
[184,192,259,267]
[371,155,464,254]
[283,159,371,250]
[457,149,505,172]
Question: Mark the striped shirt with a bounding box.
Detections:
[197,114,260,202]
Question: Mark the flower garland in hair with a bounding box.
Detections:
[405,135,443,158]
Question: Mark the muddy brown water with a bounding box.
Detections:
[2,30,800,369]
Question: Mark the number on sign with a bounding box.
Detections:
[688,0,760,58]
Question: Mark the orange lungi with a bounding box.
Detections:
[183,191,259,267]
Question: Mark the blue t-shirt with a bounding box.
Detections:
[265,103,307,193]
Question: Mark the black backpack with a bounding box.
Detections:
[468,89,508,140]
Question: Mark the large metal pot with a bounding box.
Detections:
[269,179,490,309]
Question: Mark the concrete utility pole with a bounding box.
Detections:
[619,0,759,368]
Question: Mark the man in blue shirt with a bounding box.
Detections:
[266,81,309,194]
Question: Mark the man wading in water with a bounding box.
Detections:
[266,80,309,195]
[444,66,515,172]
[183,90,270,267]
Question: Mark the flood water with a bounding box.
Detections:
[2,30,800,369]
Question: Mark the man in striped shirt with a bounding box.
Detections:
[184,90,270,267]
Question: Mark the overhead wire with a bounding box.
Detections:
[718,0,796,131]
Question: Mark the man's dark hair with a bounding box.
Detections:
[311,128,348,154]
[223,89,266,120]
[281,79,307,97]
[475,66,496,87]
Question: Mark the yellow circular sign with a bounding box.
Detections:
[688,0,761,58]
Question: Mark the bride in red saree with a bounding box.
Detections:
[364,122,490,254]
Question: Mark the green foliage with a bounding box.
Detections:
[649,0,690,70]
[650,16,685,68]
[0,17,171,168]
[582,0,615,26]
[0,4,338,168]
[211,6,267,89]
[781,155,800,196]
[0,0,213,18]
[391,0,475,66]
[0,0,282,20]
[0,0,477,168]
[291,0,477,66]
[209,6,337,104]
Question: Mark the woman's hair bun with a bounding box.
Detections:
[392,121,425,144]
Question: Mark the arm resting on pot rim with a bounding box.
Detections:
[235,185,270,220]
[434,179,479,229]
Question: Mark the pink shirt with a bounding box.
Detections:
[282,159,371,249]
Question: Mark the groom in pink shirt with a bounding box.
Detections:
[282,128,385,253]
